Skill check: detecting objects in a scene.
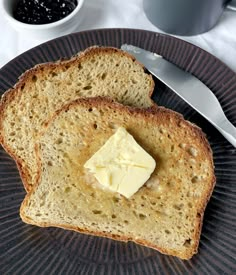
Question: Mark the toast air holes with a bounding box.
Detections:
[92,210,102,215]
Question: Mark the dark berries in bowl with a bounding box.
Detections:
[14,0,78,24]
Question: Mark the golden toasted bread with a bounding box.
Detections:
[0,46,154,191]
[20,97,215,260]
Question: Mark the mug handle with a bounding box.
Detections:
[227,0,236,11]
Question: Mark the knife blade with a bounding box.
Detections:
[121,44,236,148]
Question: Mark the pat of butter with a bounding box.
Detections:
[84,127,156,198]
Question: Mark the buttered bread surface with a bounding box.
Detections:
[20,97,215,260]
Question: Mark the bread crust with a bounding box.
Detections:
[20,212,195,260]
[20,97,216,260]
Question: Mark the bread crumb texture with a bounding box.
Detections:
[0,46,154,190]
[20,97,215,260]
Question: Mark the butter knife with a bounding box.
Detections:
[121,44,236,148]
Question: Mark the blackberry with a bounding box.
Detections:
[14,0,78,24]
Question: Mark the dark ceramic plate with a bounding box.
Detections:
[0,29,235,275]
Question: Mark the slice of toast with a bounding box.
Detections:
[0,46,154,191]
[20,97,215,260]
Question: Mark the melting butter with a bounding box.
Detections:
[84,127,156,198]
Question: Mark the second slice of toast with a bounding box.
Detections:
[0,46,154,191]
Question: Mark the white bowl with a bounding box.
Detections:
[1,0,85,40]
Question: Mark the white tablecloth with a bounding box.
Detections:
[1,0,236,72]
